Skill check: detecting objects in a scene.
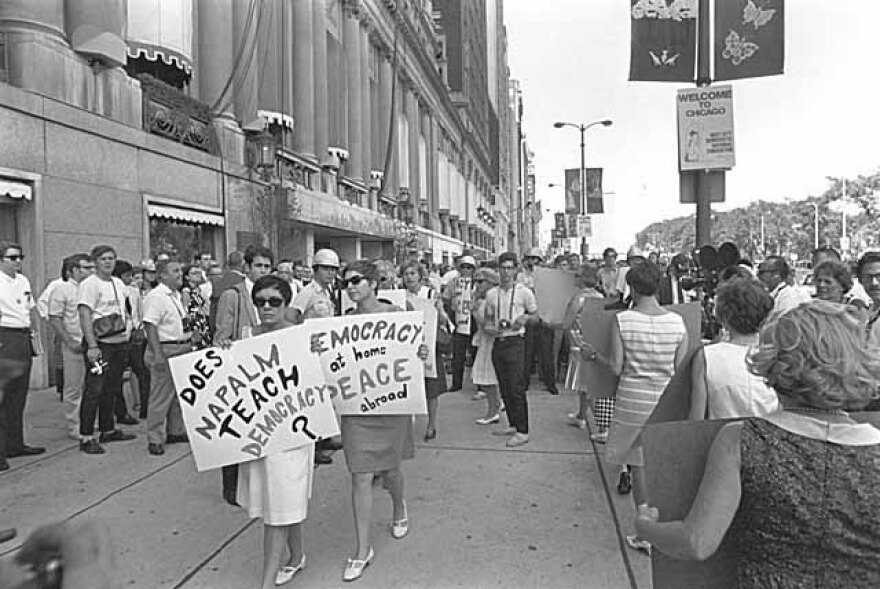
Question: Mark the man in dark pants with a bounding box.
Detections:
[518,247,558,394]
[485,252,538,448]
[442,255,477,391]
[78,245,137,455]
[214,245,270,505]
[0,241,46,471]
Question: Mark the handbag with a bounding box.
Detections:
[93,279,126,339]
[436,320,453,354]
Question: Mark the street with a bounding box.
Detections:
[0,379,650,589]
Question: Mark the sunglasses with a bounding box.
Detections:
[474,278,486,284]
[254,296,285,308]
[3,254,24,261]
[342,275,365,288]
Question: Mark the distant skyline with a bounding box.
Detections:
[504,0,880,253]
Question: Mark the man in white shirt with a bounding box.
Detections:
[48,253,94,439]
[442,255,477,391]
[291,249,339,322]
[78,245,137,455]
[0,241,45,470]
[142,260,191,456]
[758,256,811,322]
[484,252,538,448]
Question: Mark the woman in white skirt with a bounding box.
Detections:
[218,275,316,589]
[471,267,503,424]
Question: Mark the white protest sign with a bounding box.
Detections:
[452,277,473,334]
[408,296,439,378]
[307,311,427,416]
[341,289,406,315]
[534,267,579,324]
[168,326,340,472]
[677,85,735,171]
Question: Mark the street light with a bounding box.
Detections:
[809,202,819,251]
[552,119,612,215]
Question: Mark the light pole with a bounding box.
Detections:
[552,119,612,215]
[809,202,819,250]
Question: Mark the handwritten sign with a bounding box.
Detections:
[408,295,439,378]
[168,326,340,472]
[307,311,427,415]
[341,289,406,315]
[534,267,578,324]
[452,277,473,334]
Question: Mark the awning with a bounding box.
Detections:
[148,203,224,226]
[0,180,32,200]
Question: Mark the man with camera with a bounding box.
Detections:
[142,260,192,456]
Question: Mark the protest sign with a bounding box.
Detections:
[578,301,701,400]
[451,277,473,334]
[168,326,341,472]
[341,288,406,315]
[534,267,578,325]
[407,295,439,378]
[307,311,427,416]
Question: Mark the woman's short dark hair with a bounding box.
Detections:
[856,251,880,279]
[603,247,617,258]
[113,260,133,278]
[813,260,853,292]
[344,259,379,283]
[252,275,293,305]
[715,277,774,334]
[625,262,662,296]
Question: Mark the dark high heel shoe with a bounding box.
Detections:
[424,428,437,442]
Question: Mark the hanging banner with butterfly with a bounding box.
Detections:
[715,0,784,81]
[629,0,698,82]
[585,168,605,214]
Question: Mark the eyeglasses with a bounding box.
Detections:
[252,263,272,269]
[254,296,285,308]
[460,264,475,270]
[342,275,365,288]
[3,254,24,261]
[79,264,96,271]
[861,273,880,284]
[474,278,486,284]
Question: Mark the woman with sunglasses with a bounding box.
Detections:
[221,275,314,588]
[471,267,503,425]
[401,261,449,441]
[338,259,428,582]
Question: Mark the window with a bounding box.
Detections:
[147,201,224,264]
[0,202,18,242]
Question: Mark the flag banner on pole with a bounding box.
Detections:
[567,214,579,238]
[715,0,784,81]
[629,0,697,82]
[586,168,604,214]
[564,168,581,214]
[555,212,568,238]
[578,215,593,238]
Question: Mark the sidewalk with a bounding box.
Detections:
[0,381,650,588]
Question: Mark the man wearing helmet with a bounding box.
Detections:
[290,248,340,322]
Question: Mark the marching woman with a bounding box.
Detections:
[401,261,449,441]
[337,259,428,582]
[216,275,315,588]
[579,262,688,553]
[471,267,503,425]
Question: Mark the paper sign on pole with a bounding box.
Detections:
[168,327,341,472]
[677,85,735,172]
[534,267,578,325]
[307,311,427,416]
[578,215,592,238]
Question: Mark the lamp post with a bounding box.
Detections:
[552,119,612,215]
[810,202,819,250]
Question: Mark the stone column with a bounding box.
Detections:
[233,0,259,129]
[312,0,329,166]
[378,51,397,197]
[359,21,372,187]
[343,6,363,181]
[407,90,420,206]
[197,0,236,120]
[292,0,315,159]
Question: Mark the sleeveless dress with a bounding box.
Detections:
[564,289,604,393]
[470,299,498,386]
[605,310,686,466]
[728,418,880,588]
[703,342,779,419]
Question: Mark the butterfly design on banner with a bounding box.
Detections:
[629,0,697,81]
[742,0,776,30]
[715,0,784,80]
[631,0,696,21]
[722,31,759,66]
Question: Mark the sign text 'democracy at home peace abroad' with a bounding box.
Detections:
[168,327,340,471]
[307,311,428,416]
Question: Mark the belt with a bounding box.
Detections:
[496,334,524,342]
[0,326,30,333]
[160,339,192,346]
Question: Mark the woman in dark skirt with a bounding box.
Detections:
[401,260,449,441]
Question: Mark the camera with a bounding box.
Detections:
[678,242,741,340]
[498,319,511,329]
[90,359,109,375]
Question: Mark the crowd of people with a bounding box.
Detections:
[2,237,880,586]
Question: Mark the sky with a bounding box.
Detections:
[503,0,880,253]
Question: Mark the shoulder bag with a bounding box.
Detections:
[93,279,126,339]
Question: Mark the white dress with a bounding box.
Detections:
[704,341,780,419]
[237,445,315,526]
[470,300,498,386]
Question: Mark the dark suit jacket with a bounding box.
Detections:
[658,275,684,306]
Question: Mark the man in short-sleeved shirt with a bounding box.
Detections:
[48,253,94,438]
[0,241,44,468]
[291,249,339,321]
[484,252,537,448]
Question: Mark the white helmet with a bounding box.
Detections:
[312,248,340,268]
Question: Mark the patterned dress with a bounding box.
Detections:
[728,418,880,587]
[182,285,211,349]
[605,309,685,466]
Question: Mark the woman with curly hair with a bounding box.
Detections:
[638,301,880,587]
[689,277,779,420]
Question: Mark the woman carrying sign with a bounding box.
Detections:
[337,259,428,582]
[217,275,313,589]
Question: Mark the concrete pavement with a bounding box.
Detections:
[0,378,651,588]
